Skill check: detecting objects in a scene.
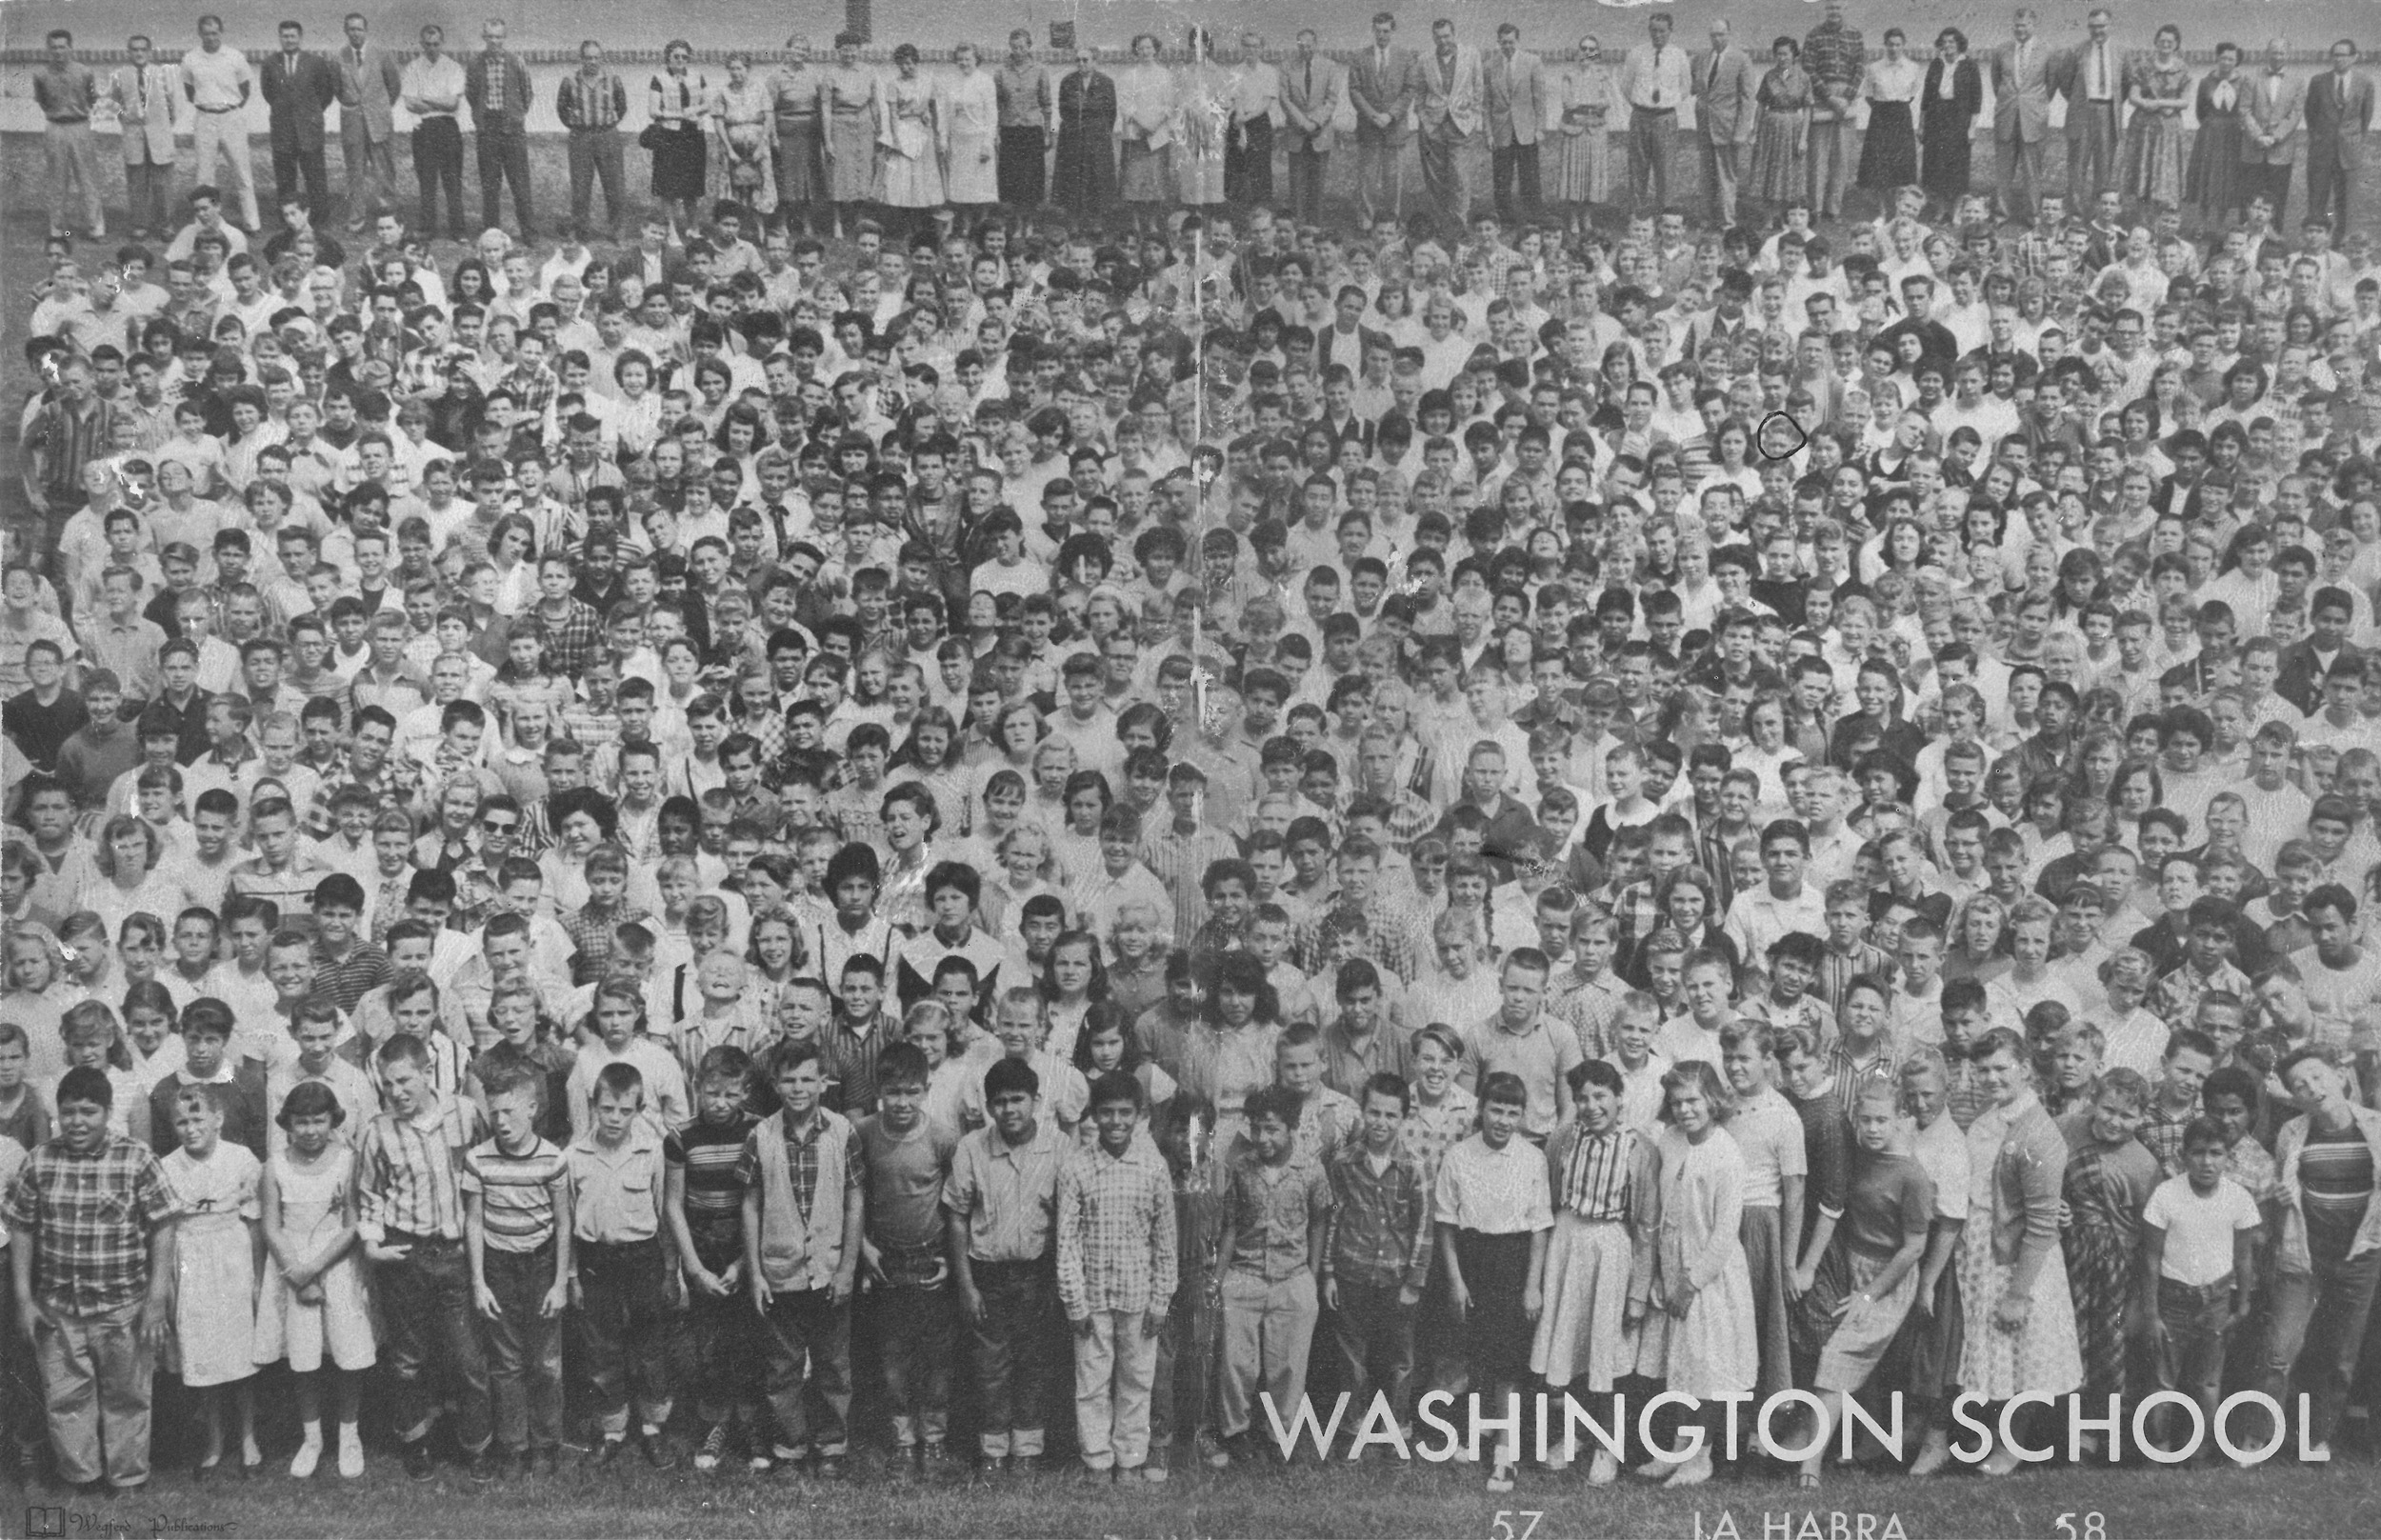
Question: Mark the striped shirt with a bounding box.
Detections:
[666,1111,756,1266]
[459,1132,567,1252]
[555,70,627,130]
[356,1090,486,1243]
[1553,1124,1644,1223]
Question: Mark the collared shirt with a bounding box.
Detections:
[1055,1138,1177,1319]
[1621,41,1691,111]
[1465,1011,1585,1138]
[732,1108,860,1228]
[400,52,465,119]
[459,1131,568,1251]
[181,45,254,112]
[355,1090,486,1242]
[556,70,627,131]
[34,63,99,122]
[1222,1150,1332,1280]
[310,938,391,1013]
[995,60,1052,129]
[1803,22,1867,91]
[1,1132,178,1315]
[1321,1139,1433,1290]
[1138,822,1243,942]
[946,1119,1065,1262]
[1433,1130,1555,1234]
[566,1124,668,1243]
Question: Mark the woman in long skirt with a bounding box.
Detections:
[2058,1070,2162,1432]
[1747,39,1811,215]
[1633,1063,1755,1490]
[1958,1028,2083,1475]
[1918,30,1982,212]
[1053,48,1119,222]
[876,44,944,219]
[819,30,879,236]
[940,41,1000,211]
[647,40,710,240]
[1531,1061,1656,1486]
[769,38,824,232]
[1857,29,1922,195]
[2123,27,2192,212]
[1800,1084,1934,1488]
[1551,36,1622,236]
[1116,34,1178,233]
[2186,41,2250,230]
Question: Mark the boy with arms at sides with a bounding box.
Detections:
[1211,1085,1333,1466]
[668,1047,767,1472]
[739,1041,863,1479]
[568,1063,682,1470]
[1321,1072,1433,1449]
[856,1041,962,1475]
[355,1031,498,1481]
[1058,1071,1178,1486]
[944,1056,1066,1476]
[460,1058,570,1477]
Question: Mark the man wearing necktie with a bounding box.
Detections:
[1417,19,1484,230]
[1991,8,2054,222]
[2056,7,2122,209]
[1279,30,1346,226]
[1619,13,1688,214]
[1349,11,1425,224]
[1693,19,1757,230]
[110,33,179,239]
[2242,37,2308,225]
[2306,39,2375,232]
[335,13,405,232]
[1483,25,1547,226]
[260,19,337,220]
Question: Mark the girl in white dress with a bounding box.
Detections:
[161,1084,263,1477]
[1633,1060,1755,1489]
[257,1081,374,1478]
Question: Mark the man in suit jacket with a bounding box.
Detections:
[2307,40,2376,232]
[332,13,406,232]
[110,33,180,239]
[2243,39,2309,225]
[2054,8,2124,208]
[1692,19,1758,230]
[260,19,338,218]
[1990,8,2054,221]
[1349,11,1427,224]
[1417,18,1484,230]
[1483,25,1548,224]
[1279,30,1346,226]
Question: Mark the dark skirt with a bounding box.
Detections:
[1225,116,1275,206]
[1858,101,1917,189]
[998,125,1047,207]
[1454,1229,1535,1387]
[1919,104,1972,200]
[650,123,707,202]
[774,117,822,206]
[2185,110,2248,219]
[1879,1262,1963,1402]
[1053,124,1117,216]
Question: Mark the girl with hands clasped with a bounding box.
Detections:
[257,1083,374,1479]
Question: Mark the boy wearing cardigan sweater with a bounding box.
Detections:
[738,1039,863,1478]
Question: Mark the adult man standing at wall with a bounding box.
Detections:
[1349,11,1424,225]
[1990,8,2053,222]
[1279,30,1344,227]
[182,15,262,232]
[1620,13,1689,215]
[1483,25,1547,226]
[1692,19,1757,230]
[465,16,537,238]
[401,24,468,239]
[333,12,406,232]
[1417,18,1483,230]
[261,19,338,221]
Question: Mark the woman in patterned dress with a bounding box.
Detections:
[710,52,773,210]
[2186,41,2249,230]
[2123,26,2192,212]
[819,30,879,236]
[1551,35,1622,237]
[646,40,710,241]
[1746,38,1811,217]
[939,41,1000,211]
[1116,33,1178,233]
[1633,1061,1755,1489]
[875,44,944,219]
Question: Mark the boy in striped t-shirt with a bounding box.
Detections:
[666,1046,764,1471]
[461,1059,571,1476]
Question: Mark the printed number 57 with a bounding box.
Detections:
[1491,1513,1543,1540]
[2055,1515,2108,1540]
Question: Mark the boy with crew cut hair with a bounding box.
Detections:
[1321,1071,1432,1437]
[1058,1070,1178,1485]
[944,1054,1066,1475]
[461,1057,570,1477]
[856,1040,961,1474]
[569,1061,680,1469]
[1211,1084,1332,1465]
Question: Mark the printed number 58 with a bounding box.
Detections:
[2055,1514,2108,1540]
[1491,1513,1543,1540]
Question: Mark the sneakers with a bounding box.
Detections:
[289,1438,323,1480]
[336,1427,365,1480]
[1197,1430,1231,1469]
[1587,1450,1619,1488]
[1487,1459,1517,1493]
[693,1425,729,1472]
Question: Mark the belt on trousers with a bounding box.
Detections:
[386,1229,463,1250]
[49,116,90,126]
[1635,105,1676,114]
[196,104,240,113]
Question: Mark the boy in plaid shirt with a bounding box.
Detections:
[1057,1072,1177,1485]
[1320,1073,1432,1436]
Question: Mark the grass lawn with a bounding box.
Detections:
[8,1441,2378,1539]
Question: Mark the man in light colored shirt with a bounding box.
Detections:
[180,13,260,230]
[1226,30,1283,209]
[1619,13,1691,214]
[400,23,468,238]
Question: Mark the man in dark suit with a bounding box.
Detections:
[1348,10,1425,225]
[260,19,337,218]
[1693,18,1758,230]
[1278,30,1345,226]
[2306,39,2375,232]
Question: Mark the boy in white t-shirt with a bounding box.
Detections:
[2139,1117,2262,1458]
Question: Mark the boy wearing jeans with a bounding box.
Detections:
[570,1063,681,1468]
[2140,1115,2262,1456]
[856,1042,960,1472]
[1058,1072,1177,1485]
[356,1032,497,1481]
[1321,1073,1432,1436]
[740,1040,862,1478]
[945,1055,1065,1474]
[2,1068,176,1494]
[461,1060,570,1476]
